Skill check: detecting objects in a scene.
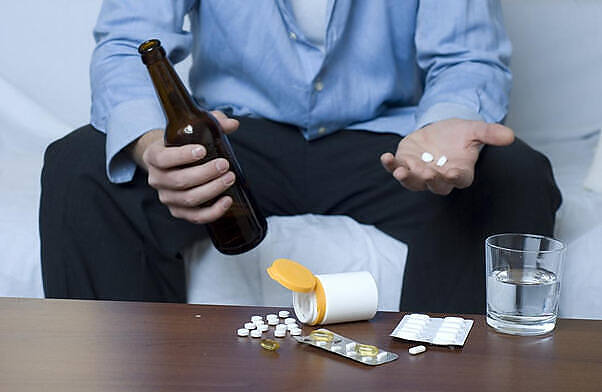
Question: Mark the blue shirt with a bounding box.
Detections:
[91,0,511,183]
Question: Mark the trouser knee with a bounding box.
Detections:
[474,137,562,234]
[42,125,105,189]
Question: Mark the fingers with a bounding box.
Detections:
[210,110,239,134]
[473,123,515,147]
[425,168,454,195]
[384,152,424,191]
[385,153,470,195]
[157,171,236,208]
[380,152,400,173]
[144,143,206,170]
[168,196,233,224]
[442,167,474,189]
[148,158,230,190]
[141,112,239,225]
[398,156,429,191]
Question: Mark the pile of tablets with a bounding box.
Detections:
[236,310,303,338]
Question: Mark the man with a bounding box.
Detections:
[40,0,561,314]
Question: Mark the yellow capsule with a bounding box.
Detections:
[260,338,280,351]
[309,329,334,342]
[356,344,379,357]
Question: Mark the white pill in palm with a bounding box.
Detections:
[436,155,448,167]
[421,152,434,163]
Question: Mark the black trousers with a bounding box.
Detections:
[40,117,561,314]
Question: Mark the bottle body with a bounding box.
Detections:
[292,272,378,325]
[165,111,267,254]
[139,40,267,254]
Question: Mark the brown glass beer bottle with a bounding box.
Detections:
[138,39,267,255]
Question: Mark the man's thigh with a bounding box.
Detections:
[302,129,440,236]
[41,125,193,300]
[228,116,308,216]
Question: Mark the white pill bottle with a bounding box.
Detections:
[267,258,378,325]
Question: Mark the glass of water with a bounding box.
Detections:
[486,233,566,335]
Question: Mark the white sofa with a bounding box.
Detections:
[0,0,601,318]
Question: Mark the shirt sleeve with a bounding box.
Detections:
[90,0,195,183]
[414,0,512,130]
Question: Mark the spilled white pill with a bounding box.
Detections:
[237,328,249,337]
[421,152,434,163]
[436,155,447,167]
[409,345,426,355]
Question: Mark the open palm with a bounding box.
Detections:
[381,119,515,195]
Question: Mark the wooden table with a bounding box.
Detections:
[1,298,601,391]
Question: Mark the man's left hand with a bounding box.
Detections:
[380,118,515,195]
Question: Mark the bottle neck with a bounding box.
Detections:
[143,52,198,123]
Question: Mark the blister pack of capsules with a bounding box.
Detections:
[390,314,474,346]
[294,328,399,366]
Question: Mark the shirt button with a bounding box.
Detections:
[318,127,327,135]
[314,80,324,92]
[289,31,297,40]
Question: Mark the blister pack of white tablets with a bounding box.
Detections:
[294,328,398,366]
[390,314,474,346]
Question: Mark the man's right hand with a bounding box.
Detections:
[130,111,240,224]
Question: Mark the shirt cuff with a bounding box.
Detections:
[105,98,166,184]
[415,102,484,130]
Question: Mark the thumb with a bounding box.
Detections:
[473,123,515,146]
[210,110,239,134]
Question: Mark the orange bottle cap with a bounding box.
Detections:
[266,258,317,293]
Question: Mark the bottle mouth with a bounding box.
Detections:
[138,39,161,54]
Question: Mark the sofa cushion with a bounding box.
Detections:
[502,0,602,138]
